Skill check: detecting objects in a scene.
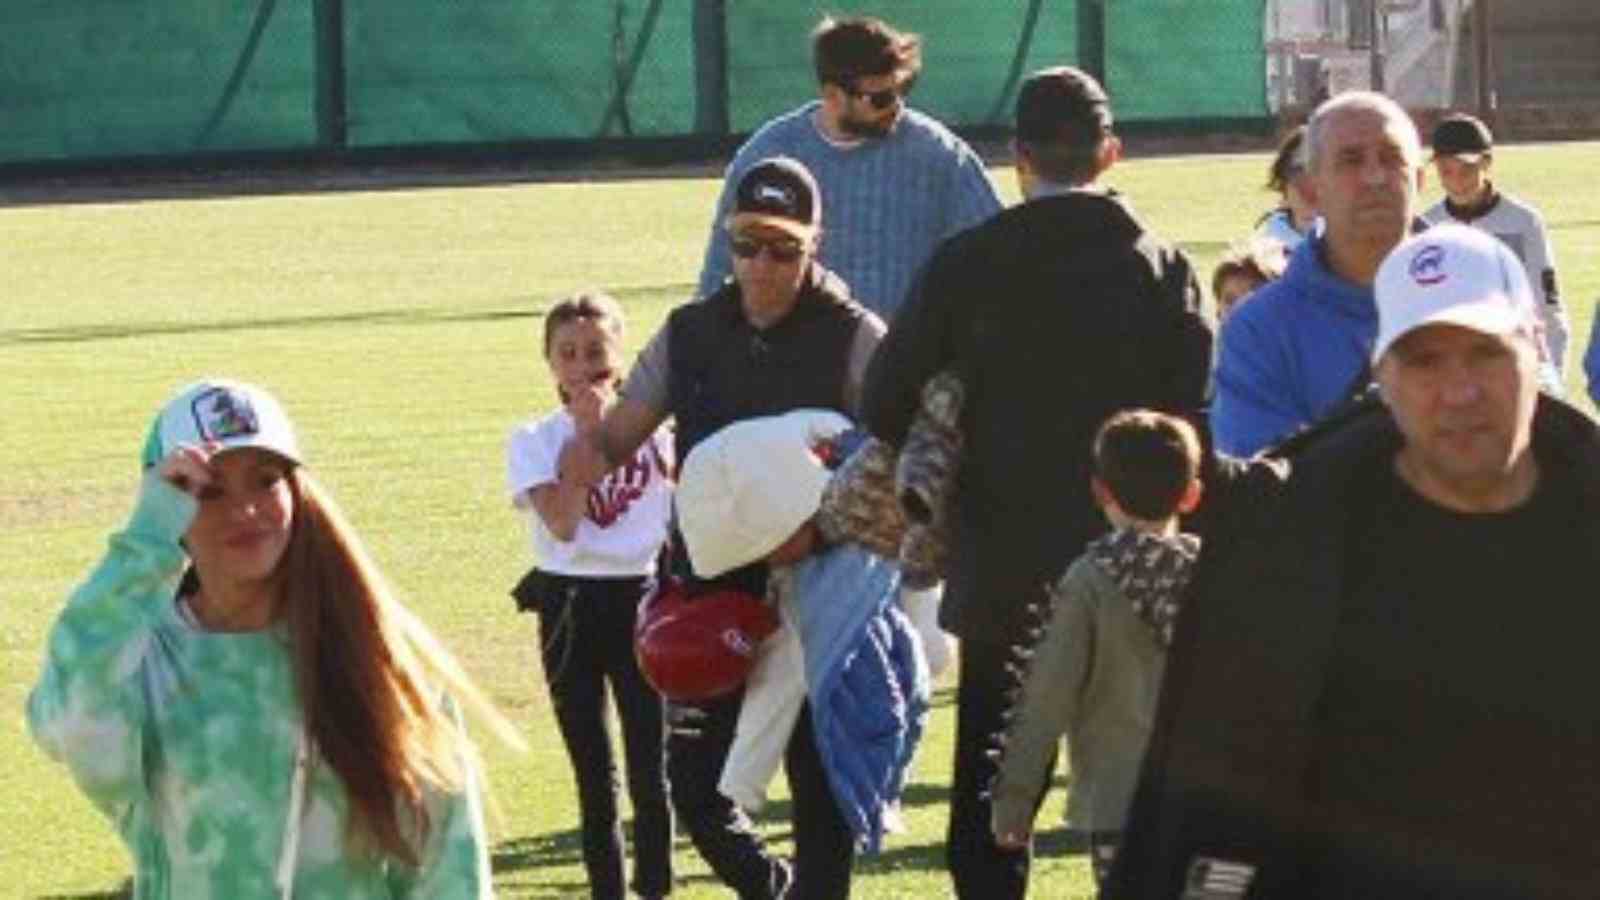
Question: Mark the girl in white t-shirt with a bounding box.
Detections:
[505,292,674,900]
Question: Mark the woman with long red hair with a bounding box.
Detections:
[27,378,520,898]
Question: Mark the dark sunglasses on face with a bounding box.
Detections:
[729,234,805,263]
[850,85,902,110]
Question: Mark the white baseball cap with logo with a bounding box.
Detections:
[1372,223,1539,364]
[140,378,302,470]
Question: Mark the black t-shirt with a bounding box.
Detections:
[1305,458,1600,898]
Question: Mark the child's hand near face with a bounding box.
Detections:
[567,379,615,433]
[546,312,623,434]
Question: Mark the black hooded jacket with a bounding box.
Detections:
[1109,395,1600,899]
[862,189,1211,645]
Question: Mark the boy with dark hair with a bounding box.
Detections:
[989,409,1203,895]
[1422,113,1567,375]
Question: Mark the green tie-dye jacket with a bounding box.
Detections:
[27,476,494,899]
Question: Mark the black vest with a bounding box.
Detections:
[667,264,865,462]
[664,266,865,594]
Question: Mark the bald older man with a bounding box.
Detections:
[1211,92,1428,456]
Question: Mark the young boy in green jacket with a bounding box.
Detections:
[989,409,1203,894]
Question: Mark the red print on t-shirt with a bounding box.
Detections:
[587,443,661,527]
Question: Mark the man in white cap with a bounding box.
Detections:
[1107,223,1600,899]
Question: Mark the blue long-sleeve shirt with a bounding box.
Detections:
[696,102,1002,319]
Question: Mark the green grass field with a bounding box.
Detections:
[3,142,1596,898]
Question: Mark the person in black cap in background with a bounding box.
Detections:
[1422,112,1568,377]
[861,66,1212,898]
[561,156,885,898]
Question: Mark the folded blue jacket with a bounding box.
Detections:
[789,544,931,853]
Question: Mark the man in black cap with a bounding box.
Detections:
[1422,112,1568,377]
[861,66,1212,898]
[561,155,885,898]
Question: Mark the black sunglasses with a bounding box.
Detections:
[849,85,902,110]
[730,234,805,263]
[847,72,916,111]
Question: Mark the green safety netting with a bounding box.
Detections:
[0,1,1267,166]
[345,1,697,145]
[722,0,1081,132]
[1106,0,1266,122]
[0,0,319,162]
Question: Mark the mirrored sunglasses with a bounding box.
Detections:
[729,235,805,263]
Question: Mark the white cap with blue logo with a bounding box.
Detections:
[1372,223,1538,364]
[140,378,301,470]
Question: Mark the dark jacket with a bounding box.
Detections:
[861,189,1211,645]
[1109,395,1600,899]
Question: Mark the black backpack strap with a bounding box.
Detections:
[1265,361,1380,459]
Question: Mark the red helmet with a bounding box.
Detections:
[635,578,780,702]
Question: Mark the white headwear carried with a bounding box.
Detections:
[675,409,852,578]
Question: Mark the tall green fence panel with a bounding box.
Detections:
[0,0,318,163]
[344,0,696,146]
[725,1,1080,132]
[1106,0,1267,122]
[0,1,1271,167]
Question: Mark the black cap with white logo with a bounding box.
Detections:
[731,156,821,239]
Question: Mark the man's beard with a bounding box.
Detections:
[840,111,896,139]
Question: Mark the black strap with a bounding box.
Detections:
[1266,361,1380,459]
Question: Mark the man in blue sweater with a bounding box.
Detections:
[1211,92,1426,456]
[696,15,1002,320]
